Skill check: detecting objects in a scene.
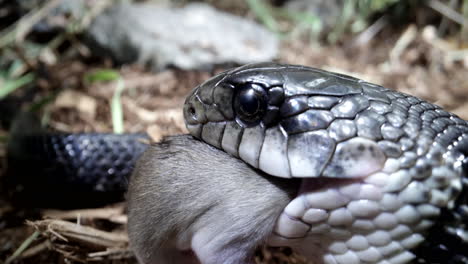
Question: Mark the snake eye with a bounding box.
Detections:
[234,83,268,126]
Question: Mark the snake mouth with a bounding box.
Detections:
[297,177,358,196]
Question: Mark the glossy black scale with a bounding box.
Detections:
[412,149,468,264]
[5,132,149,208]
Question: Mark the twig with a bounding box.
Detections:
[352,15,388,47]
[42,203,125,222]
[0,0,62,48]
[29,219,128,249]
[462,0,468,41]
[53,247,87,263]
[427,0,467,26]
[78,0,114,30]
[437,0,458,35]
[5,231,40,264]
[20,240,51,259]
[87,248,134,259]
[446,48,468,61]
[47,224,69,242]
[389,25,418,64]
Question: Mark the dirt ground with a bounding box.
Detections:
[0,23,467,264]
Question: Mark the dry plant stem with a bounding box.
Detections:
[42,203,126,222]
[437,0,458,35]
[462,0,468,42]
[78,0,114,30]
[12,44,38,72]
[53,246,87,263]
[0,0,62,48]
[29,219,128,249]
[428,0,467,25]
[20,240,51,259]
[389,25,418,65]
[67,33,91,57]
[87,248,134,259]
[352,15,388,47]
[446,49,468,61]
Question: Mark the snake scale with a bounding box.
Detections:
[6,63,468,263]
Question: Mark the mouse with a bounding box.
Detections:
[127,134,299,264]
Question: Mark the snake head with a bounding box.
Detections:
[184,63,468,263]
[185,63,400,179]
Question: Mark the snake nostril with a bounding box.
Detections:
[189,106,196,116]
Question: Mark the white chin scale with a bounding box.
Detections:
[205,123,388,180]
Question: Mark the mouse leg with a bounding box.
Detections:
[190,227,257,264]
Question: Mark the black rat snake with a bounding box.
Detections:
[5,63,468,263]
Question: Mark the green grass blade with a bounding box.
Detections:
[245,0,279,32]
[5,231,40,264]
[111,78,125,134]
[83,69,121,85]
[83,69,125,133]
[0,73,35,99]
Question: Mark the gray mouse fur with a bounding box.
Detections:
[127,135,299,264]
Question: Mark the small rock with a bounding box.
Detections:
[86,3,279,71]
[54,89,97,118]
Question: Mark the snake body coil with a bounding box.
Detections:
[6,132,148,207]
